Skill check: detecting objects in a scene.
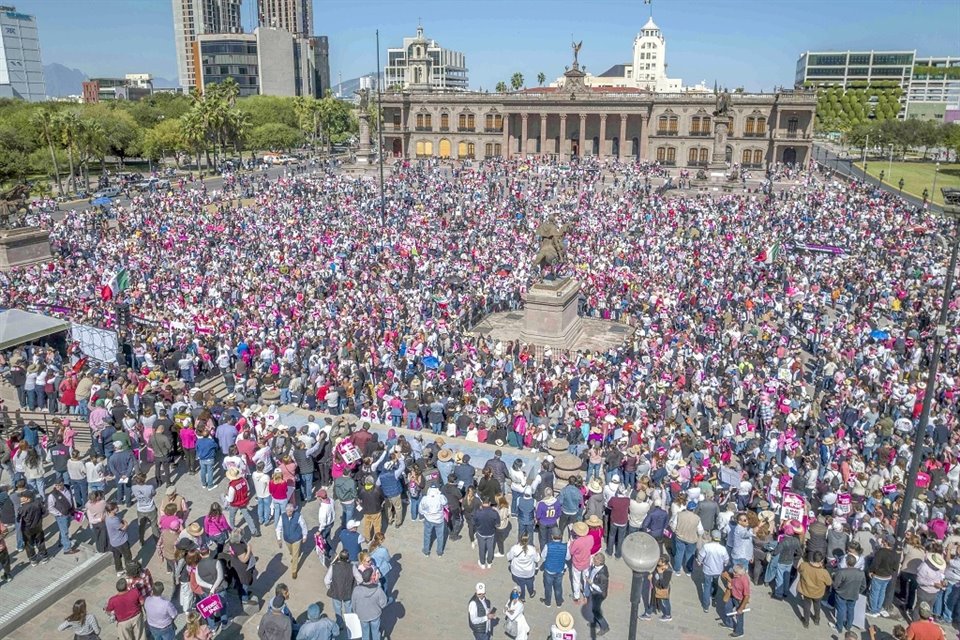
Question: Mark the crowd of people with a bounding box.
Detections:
[0,153,957,640]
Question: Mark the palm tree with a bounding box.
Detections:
[496,81,508,93]
[77,118,106,191]
[56,111,80,193]
[511,73,524,91]
[537,72,546,87]
[180,109,206,171]
[228,108,251,162]
[31,108,64,197]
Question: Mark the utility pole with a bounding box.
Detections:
[376,30,386,227]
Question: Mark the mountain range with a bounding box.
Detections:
[42,63,179,97]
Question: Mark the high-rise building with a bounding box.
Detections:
[0,5,46,101]
[384,25,468,92]
[257,0,312,37]
[794,49,915,116]
[172,0,243,92]
[197,27,329,98]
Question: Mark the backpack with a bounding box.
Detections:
[229,478,250,507]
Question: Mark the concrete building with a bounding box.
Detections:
[906,55,960,122]
[197,27,328,98]
[795,49,915,116]
[0,5,46,101]
[381,59,816,168]
[172,0,243,92]
[384,25,467,91]
[257,0,312,37]
[81,74,154,103]
[197,33,259,96]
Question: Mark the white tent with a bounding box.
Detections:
[0,309,70,350]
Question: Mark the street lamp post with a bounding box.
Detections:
[894,187,960,546]
[621,532,659,640]
[932,162,941,207]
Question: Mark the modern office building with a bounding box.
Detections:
[172,0,243,92]
[384,25,468,91]
[82,74,154,103]
[197,27,328,98]
[795,50,915,117]
[197,32,260,96]
[0,5,46,101]
[257,0,312,37]
[906,56,960,122]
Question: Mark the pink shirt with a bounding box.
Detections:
[179,427,197,449]
[569,535,594,570]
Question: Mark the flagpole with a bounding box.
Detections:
[376,29,386,228]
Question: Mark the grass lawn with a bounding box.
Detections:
[855,160,960,205]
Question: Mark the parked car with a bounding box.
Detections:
[92,186,121,199]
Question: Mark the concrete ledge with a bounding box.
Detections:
[0,551,112,639]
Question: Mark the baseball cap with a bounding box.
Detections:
[475,582,486,593]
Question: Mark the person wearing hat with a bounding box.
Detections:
[671,501,704,575]
[467,582,495,640]
[356,474,385,543]
[258,591,294,640]
[907,601,947,640]
[194,542,228,632]
[295,602,340,640]
[225,467,260,537]
[915,552,947,622]
[697,530,729,612]
[568,521,593,604]
[770,522,802,600]
[46,477,79,555]
[551,611,576,640]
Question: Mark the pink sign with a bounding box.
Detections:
[916,472,931,488]
[196,594,223,619]
[836,493,852,516]
[780,491,806,523]
[882,483,899,494]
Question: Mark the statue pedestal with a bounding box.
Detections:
[356,114,375,165]
[0,227,52,271]
[520,278,583,348]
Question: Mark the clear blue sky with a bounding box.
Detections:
[19,0,960,90]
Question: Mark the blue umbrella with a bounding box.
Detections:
[422,355,439,369]
[870,329,889,340]
[91,197,112,206]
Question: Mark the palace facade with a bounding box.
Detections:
[380,64,817,169]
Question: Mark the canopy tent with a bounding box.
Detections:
[0,309,70,350]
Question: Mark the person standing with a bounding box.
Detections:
[324,550,356,630]
[104,578,146,640]
[907,601,946,640]
[352,566,388,640]
[106,501,133,576]
[535,488,561,551]
[196,429,219,490]
[507,534,541,599]
[696,529,729,612]
[550,611,577,640]
[225,468,260,537]
[770,523,802,600]
[646,554,673,621]
[108,442,136,507]
[721,564,751,638]
[47,478,80,554]
[605,487,630,559]
[467,582,495,640]
[796,551,832,628]
[19,492,49,564]
[376,452,405,528]
[57,599,102,639]
[194,543,228,633]
[473,497,500,569]
[130,474,159,546]
[540,531,568,608]
[568,522,593,605]
[143,582,177,640]
[356,475,385,543]
[867,533,899,617]
[504,588,530,640]
[586,553,610,636]
[833,553,867,634]
[419,486,448,558]
[295,603,340,640]
[276,502,308,579]
[149,425,174,487]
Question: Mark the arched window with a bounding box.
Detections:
[667,147,676,163]
[756,117,766,135]
[699,148,709,164]
[494,143,502,156]
[687,147,699,165]
[485,143,493,157]
[485,114,493,130]
[440,112,449,131]
[416,113,424,128]
[753,149,763,166]
[742,149,752,165]
[658,115,668,134]
[745,117,755,136]
[458,141,468,157]
[467,114,475,130]
[691,117,700,135]
[458,113,467,129]
[467,142,475,158]
[657,146,666,161]
[668,116,678,134]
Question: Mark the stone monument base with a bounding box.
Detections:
[471,278,631,353]
[355,151,375,165]
[0,227,52,271]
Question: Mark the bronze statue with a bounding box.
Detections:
[571,40,582,66]
[0,184,30,229]
[533,217,574,273]
[355,88,370,110]
[714,88,731,118]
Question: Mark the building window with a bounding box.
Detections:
[415,140,433,158]
[440,113,449,131]
[468,114,475,130]
[494,143,502,156]
[691,116,710,136]
[658,115,668,133]
[656,146,676,165]
[699,148,709,164]
[753,150,763,166]
[485,143,493,157]
[742,149,752,165]
[687,147,699,165]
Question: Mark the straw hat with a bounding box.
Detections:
[928,553,947,571]
[438,449,453,462]
[588,478,603,493]
[571,522,589,537]
[187,523,203,537]
[822,437,835,446]
[555,611,575,631]
[586,515,603,528]
[226,468,242,480]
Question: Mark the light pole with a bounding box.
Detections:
[894,187,960,546]
[932,162,941,207]
[621,532,659,640]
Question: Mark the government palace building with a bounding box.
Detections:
[379,25,816,169]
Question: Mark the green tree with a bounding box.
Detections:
[30,108,64,196]
[142,118,185,165]
[537,72,546,87]
[511,72,524,91]
[495,81,507,93]
[247,122,303,151]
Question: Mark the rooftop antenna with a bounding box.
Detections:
[645,0,653,17]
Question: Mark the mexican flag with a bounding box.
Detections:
[100,268,130,301]
[754,242,781,265]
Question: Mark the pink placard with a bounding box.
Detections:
[196,594,223,619]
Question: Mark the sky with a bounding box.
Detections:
[18,0,960,91]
